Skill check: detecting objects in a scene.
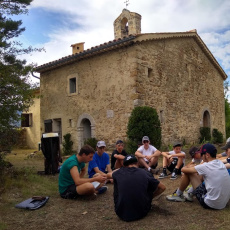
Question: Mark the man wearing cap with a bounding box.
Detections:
[219,142,230,174]
[107,155,166,221]
[217,137,230,158]
[166,143,230,210]
[158,142,185,180]
[111,140,128,170]
[88,141,112,178]
[135,136,161,174]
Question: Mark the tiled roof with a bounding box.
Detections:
[35,35,137,73]
[35,32,227,80]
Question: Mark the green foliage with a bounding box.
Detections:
[199,127,211,143]
[127,106,161,154]
[62,133,73,156]
[0,0,44,134]
[84,138,98,151]
[212,128,224,144]
[0,129,21,151]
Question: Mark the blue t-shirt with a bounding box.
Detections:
[88,152,110,178]
[58,154,85,194]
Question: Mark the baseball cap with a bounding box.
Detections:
[97,141,106,148]
[221,142,230,150]
[123,155,138,166]
[226,137,230,143]
[189,146,200,158]
[116,140,123,145]
[199,143,217,155]
[173,142,182,148]
[142,136,150,142]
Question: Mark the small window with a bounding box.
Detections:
[69,78,76,94]
[21,113,32,127]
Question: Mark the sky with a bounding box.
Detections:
[14,0,230,85]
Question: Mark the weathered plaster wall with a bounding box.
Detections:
[24,90,41,149]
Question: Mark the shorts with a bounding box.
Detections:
[193,183,213,209]
[60,184,79,199]
[167,158,183,173]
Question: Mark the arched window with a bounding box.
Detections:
[203,110,210,127]
[121,17,128,37]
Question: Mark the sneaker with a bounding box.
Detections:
[183,192,193,202]
[158,172,167,179]
[166,192,185,202]
[185,185,192,192]
[170,172,177,180]
[97,186,108,194]
[148,168,160,175]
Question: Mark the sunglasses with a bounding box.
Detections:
[98,146,105,149]
[143,140,149,143]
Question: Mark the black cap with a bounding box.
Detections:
[221,142,230,150]
[116,140,123,145]
[200,143,217,155]
[189,146,200,158]
[173,142,182,148]
[123,155,138,166]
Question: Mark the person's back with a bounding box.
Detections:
[112,166,158,221]
[195,159,230,209]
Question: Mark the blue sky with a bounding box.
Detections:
[14,0,230,84]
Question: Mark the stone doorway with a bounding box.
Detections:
[77,113,95,151]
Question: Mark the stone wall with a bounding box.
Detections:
[134,37,225,145]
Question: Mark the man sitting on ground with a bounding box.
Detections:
[107,155,166,221]
[58,145,107,199]
[166,143,230,210]
[159,142,185,180]
[88,141,112,180]
[135,136,161,174]
[111,140,128,170]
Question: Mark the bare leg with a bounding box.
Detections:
[114,159,123,169]
[153,182,166,198]
[149,156,159,167]
[138,158,150,169]
[76,182,95,195]
[175,157,183,169]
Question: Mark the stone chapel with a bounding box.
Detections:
[35,9,227,151]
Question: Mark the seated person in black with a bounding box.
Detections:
[111,140,128,170]
[107,155,166,222]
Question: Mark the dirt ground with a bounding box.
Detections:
[1,149,230,230]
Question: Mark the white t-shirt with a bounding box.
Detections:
[137,145,157,162]
[168,150,186,164]
[195,159,230,209]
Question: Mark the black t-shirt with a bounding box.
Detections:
[111,149,128,170]
[112,167,159,222]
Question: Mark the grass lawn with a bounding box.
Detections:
[0,147,230,230]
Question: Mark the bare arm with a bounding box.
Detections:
[181,166,198,174]
[114,154,125,160]
[79,167,86,178]
[92,166,107,176]
[106,164,112,173]
[135,150,145,158]
[225,163,230,169]
[70,166,107,186]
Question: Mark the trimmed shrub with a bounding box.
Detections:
[127,106,161,154]
[84,138,98,151]
[62,133,73,156]
[199,127,211,143]
[212,128,224,144]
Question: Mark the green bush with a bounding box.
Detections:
[62,133,73,156]
[212,128,224,144]
[127,106,161,154]
[84,138,98,151]
[199,127,211,143]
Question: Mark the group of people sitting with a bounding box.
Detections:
[58,136,230,222]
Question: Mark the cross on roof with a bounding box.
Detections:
[124,0,129,9]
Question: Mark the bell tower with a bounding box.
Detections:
[113,9,141,39]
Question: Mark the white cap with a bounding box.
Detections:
[227,137,230,143]
[97,141,106,148]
